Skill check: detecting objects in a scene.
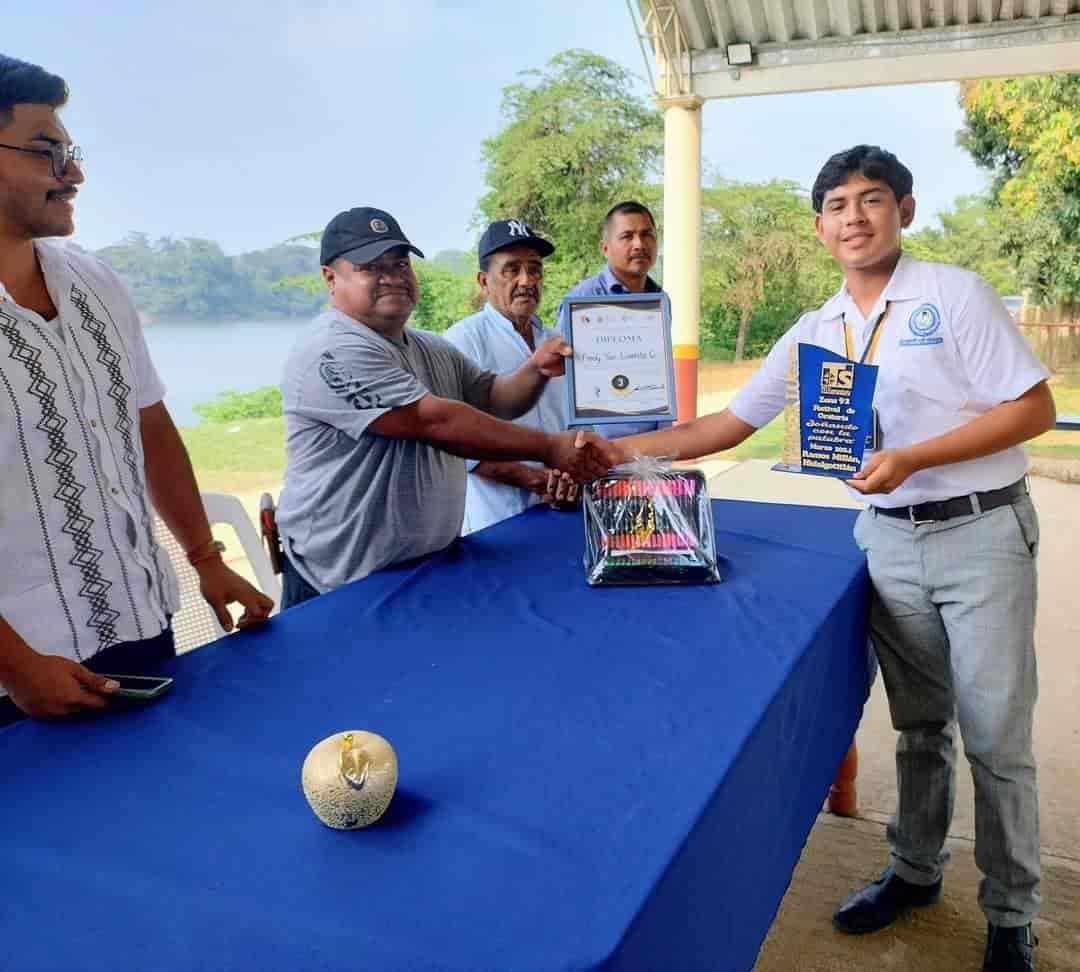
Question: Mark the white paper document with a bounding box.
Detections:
[569,301,672,418]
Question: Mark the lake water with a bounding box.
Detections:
[142,319,310,426]
[144,318,749,428]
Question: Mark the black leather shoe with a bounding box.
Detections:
[983,923,1037,971]
[832,865,942,934]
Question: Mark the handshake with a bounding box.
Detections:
[544,430,628,484]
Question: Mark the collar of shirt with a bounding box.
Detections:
[482,301,545,345]
[819,251,923,325]
[600,264,661,295]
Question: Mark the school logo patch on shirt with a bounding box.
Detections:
[900,303,944,347]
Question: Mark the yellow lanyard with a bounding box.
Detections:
[843,303,891,365]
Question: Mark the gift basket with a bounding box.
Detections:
[582,457,721,586]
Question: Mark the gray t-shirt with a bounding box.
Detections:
[276,308,497,592]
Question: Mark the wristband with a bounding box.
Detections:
[186,539,226,567]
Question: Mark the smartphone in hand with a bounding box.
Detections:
[99,674,174,701]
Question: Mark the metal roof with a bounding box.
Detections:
[634,1,1080,98]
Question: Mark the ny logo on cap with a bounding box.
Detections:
[370,218,389,234]
[507,219,530,238]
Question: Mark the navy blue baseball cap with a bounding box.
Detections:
[477,219,555,266]
[320,207,424,266]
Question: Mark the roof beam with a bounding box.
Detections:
[830,0,864,34]
[702,0,736,47]
[765,0,798,42]
[908,0,929,28]
[884,0,907,28]
[677,0,716,49]
[953,0,978,24]
[729,0,771,43]
[861,0,890,32]
[797,0,833,38]
[689,19,1080,97]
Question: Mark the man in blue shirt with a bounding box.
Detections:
[445,220,578,534]
[567,201,671,438]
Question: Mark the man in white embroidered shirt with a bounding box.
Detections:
[0,55,273,727]
[444,219,578,534]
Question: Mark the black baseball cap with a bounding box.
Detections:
[320,206,424,266]
[477,219,555,265]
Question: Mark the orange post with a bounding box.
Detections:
[828,740,858,817]
[674,346,699,423]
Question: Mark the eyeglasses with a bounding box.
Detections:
[0,141,83,180]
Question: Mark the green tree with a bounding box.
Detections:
[478,49,663,320]
[959,74,1080,306]
[95,235,324,322]
[411,264,479,332]
[701,180,839,360]
[905,194,1019,295]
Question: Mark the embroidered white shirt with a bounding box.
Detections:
[0,241,179,681]
[729,254,1050,508]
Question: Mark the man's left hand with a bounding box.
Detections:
[196,560,274,632]
[530,336,572,378]
[544,469,580,510]
[847,448,919,495]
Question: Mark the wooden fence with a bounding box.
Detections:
[1019,324,1080,371]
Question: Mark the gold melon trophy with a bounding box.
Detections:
[301,731,398,830]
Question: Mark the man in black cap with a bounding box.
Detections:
[275,207,619,606]
[445,219,578,534]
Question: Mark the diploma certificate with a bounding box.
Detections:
[560,293,677,426]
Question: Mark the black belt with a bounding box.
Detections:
[876,478,1028,525]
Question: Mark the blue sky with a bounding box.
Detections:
[5,0,987,256]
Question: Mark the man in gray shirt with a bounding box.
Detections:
[277,207,618,607]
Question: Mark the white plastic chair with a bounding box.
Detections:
[153,491,281,654]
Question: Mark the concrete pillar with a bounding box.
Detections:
[660,94,704,422]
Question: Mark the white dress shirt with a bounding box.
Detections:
[729,254,1049,508]
[444,302,569,534]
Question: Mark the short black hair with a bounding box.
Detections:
[811,145,913,213]
[602,201,656,237]
[0,55,68,129]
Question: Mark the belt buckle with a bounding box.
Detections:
[908,505,934,527]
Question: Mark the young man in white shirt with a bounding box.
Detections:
[614,146,1053,972]
[0,55,273,726]
[444,219,578,535]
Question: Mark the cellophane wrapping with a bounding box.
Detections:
[583,457,721,586]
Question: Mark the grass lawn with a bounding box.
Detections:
[179,365,1080,492]
[180,416,286,494]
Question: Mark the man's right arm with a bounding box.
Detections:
[368,394,618,482]
[613,409,758,463]
[0,616,117,719]
[615,324,799,462]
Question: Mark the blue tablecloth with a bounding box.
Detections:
[0,500,869,972]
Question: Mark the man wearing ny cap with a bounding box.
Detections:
[444,219,579,535]
[275,207,620,606]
